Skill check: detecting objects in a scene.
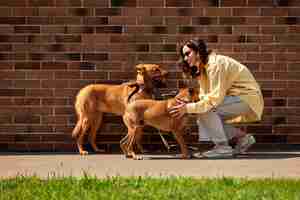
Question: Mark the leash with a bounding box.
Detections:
[158,90,178,152]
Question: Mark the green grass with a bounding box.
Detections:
[0,176,300,200]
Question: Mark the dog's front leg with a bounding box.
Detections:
[173,130,190,159]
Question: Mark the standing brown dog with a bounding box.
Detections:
[121,87,199,160]
[72,64,167,155]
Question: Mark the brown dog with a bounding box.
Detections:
[72,64,167,155]
[121,87,199,160]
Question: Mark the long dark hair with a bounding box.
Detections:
[178,39,211,78]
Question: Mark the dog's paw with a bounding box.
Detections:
[133,155,144,160]
[79,150,89,155]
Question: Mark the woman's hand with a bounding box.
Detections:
[169,99,187,118]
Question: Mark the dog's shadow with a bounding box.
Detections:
[142,152,300,160]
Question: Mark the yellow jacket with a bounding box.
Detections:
[186,52,264,123]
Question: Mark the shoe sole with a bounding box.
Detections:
[234,135,256,155]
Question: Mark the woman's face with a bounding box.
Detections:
[182,45,198,67]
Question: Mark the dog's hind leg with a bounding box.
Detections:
[89,112,105,153]
[72,115,89,155]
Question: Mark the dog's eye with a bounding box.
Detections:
[188,88,194,94]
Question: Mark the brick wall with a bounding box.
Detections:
[0,0,300,152]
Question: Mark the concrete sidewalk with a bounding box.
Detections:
[1,152,300,179]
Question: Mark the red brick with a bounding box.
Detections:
[26,71,54,80]
[41,80,69,89]
[137,53,163,62]
[0,62,14,70]
[273,126,300,135]
[166,0,192,7]
[81,71,108,80]
[26,89,54,97]
[288,8,300,16]
[138,0,164,7]
[110,53,137,61]
[194,0,219,7]
[233,8,259,16]
[273,89,300,98]
[0,89,25,96]
[83,0,109,7]
[288,81,300,89]
[39,8,67,16]
[275,35,300,43]
[27,17,52,25]
[13,8,39,16]
[138,16,163,25]
[14,80,40,89]
[259,81,287,90]
[41,62,67,70]
[253,72,274,81]
[54,89,77,97]
[14,98,41,106]
[122,8,151,16]
[233,26,259,34]
[0,1,26,7]
[204,8,231,16]
[275,53,300,62]
[246,35,274,43]
[288,63,300,71]
[41,98,69,106]
[0,71,26,80]
[165,17,191,25]
[14,44,40,52]
[0,26,14,34]
[54,107,73,115]
[287,99,300,107]
[233,44,259,52]
[287,135,300,144]
[109,71,135,80]
[261,26,288,34]
[192,17,218,25]
[15,115,40,124]
[0,80,13,88]
[95,62,124,71]
[260,63,287,71]
[68,8,93,16]
[111,0,137,7]
[261,8,289,16]
[246,17,274,25]
[276,17,300,25]
[15,62,40,70]
[247,0,274,7]
[69,80,94,88]
[247,53,274,62]
[109,16,136,25]
[95,8,121,16]
[0,8,11,17]
[56,0,82,7]
[221,0,247,7]
[275,72,300,80]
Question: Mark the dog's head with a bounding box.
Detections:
[175,87,199,103]
[135,64,168,88]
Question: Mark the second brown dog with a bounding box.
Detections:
[121,87,199,160]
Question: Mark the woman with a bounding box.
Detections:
[169,39,264,158]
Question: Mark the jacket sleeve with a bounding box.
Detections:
[186,58,228,114]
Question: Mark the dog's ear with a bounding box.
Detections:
[135,64,146,74]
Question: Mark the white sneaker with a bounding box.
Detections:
[234,134,256,155]
[202,145,233,158]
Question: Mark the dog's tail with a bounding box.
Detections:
[72,93,90,139]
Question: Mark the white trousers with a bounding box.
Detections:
[197,96,252,144]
